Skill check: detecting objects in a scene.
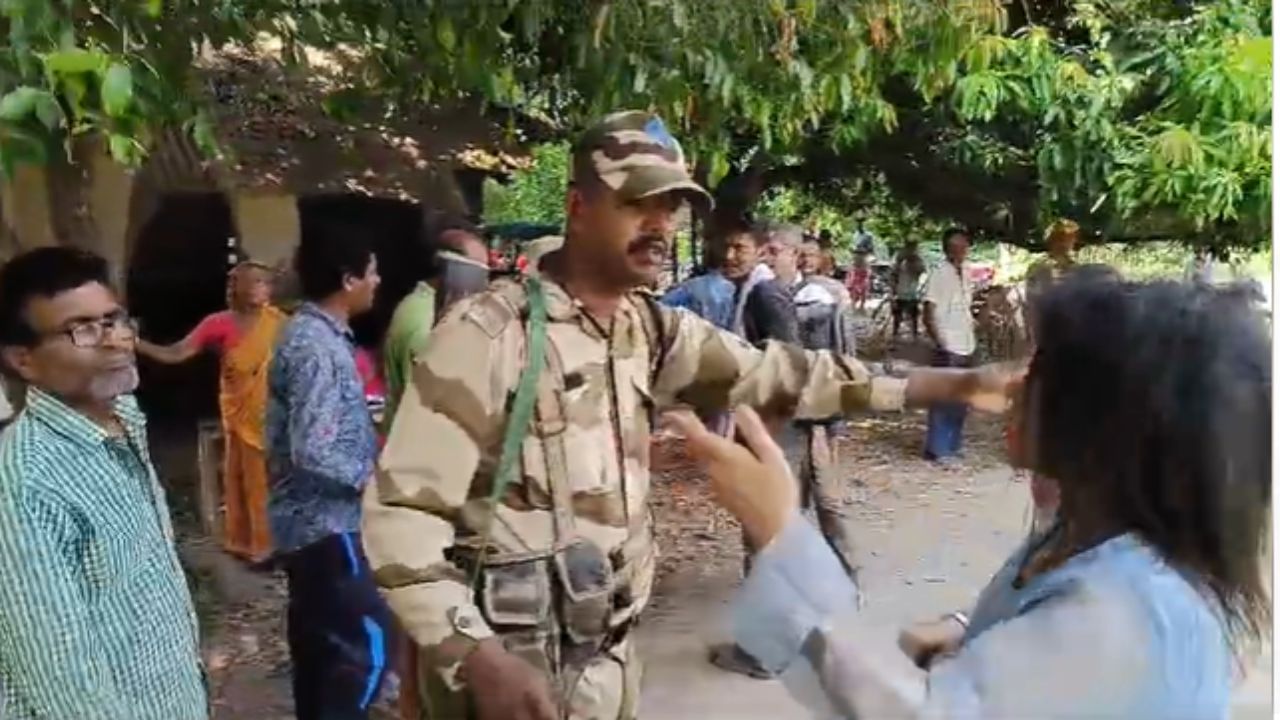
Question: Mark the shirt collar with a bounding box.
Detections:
[298,302,355,341]
[26,386,144,448]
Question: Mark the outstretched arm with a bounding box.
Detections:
[651,305,1016,419]
[136,312,225,364]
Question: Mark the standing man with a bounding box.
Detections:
[1185,246,1215,285]
[785,231,859,576]
[721,218,794,344]
[922,228,977,463]
[798,238,853,309]
[661,264,735,332]
[362,110,1014,720]
[138,260,285,564]
[381,215,491,720]
[0,247,206,719]
[1025,219,1080,315]
[266,217,391,719]
[852,218,877,259]
[889,240,926,342]
[383,216,491,433]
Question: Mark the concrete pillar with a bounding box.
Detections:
[231,192,300,302]
[231,192,299,267]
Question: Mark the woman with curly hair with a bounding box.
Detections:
[672,272,1271,718]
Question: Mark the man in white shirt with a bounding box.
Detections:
[922,228,975,462]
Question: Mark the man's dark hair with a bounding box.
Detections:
[940,226,969,253]
[709,214,764,246]
[295,214,376,301]
[0,247,111,347]
[409,212,482,282]
[1030,273,1271,653]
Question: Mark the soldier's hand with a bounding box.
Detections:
[966,360,1027,413]
[666,405,798,549]
[463,639,558,720]
[898,616,966,670]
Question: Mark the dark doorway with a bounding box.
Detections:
[296,194,427,352]
[127,192,235,423]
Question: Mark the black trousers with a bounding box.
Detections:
[284,532,395,720]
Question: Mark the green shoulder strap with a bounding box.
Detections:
[470,277,548,587]
[492,276,549,505]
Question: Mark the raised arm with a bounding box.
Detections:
[0,485,134,718]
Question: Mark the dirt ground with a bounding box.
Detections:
[159,409,1272,719]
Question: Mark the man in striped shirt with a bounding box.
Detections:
[0,247,206,719]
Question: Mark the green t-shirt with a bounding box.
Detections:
[382,282,436,433]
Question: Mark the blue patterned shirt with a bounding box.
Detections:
[662,271,736,330]
[266,303,378,553]
[0,389,206,719]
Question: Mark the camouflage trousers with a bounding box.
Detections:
[743,422,858,578]
[409,634,640,720]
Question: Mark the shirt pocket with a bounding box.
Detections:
[83,498,156,592]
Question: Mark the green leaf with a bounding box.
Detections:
[437,17,457,52]
[101,63,135,118]
[145,0,163,18]
[107,133,139,164]
[43,48,106,76]
[0,87,42,122]
[32,92,62,130]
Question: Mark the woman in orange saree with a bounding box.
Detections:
[139,262,284,562]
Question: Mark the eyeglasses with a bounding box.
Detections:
[46,313,139,348]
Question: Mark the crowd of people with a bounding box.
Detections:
[0,109,1268,720]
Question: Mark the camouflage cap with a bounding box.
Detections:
[570,110,713,213]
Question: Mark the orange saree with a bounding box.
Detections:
[219,306,285,561]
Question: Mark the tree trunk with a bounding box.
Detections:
[45,136,102,253]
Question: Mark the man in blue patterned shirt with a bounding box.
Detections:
[0,247,206,719]
[266,215,391,719]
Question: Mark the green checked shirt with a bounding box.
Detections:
[0,388,206,720]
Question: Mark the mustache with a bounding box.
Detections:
[628,235,668,254]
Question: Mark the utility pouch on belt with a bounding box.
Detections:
[479,558,552,627]
[477,559,561,680]
[553,538,615,645]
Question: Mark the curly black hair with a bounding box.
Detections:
[1028,273,1271,652]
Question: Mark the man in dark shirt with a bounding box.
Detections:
[712,218,802,680]
[722,219,798,346]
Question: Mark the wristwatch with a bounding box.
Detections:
[946,611,970,630]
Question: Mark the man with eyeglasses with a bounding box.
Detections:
[0,247,206,719]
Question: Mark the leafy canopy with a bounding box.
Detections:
[0,0,1270,249]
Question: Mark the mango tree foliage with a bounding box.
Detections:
[1,0,1270,252]
[942,0,1271,249]
[288,0,1009,186]
[0,0,266,176]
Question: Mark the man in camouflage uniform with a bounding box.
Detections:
[362,111,1014,720]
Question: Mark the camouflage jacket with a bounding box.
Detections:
[361,275,907,694]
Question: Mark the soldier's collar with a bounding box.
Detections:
[537,277,581,322]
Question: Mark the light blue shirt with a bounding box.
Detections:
[734,516,1233,719]
[662,272,735,331]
